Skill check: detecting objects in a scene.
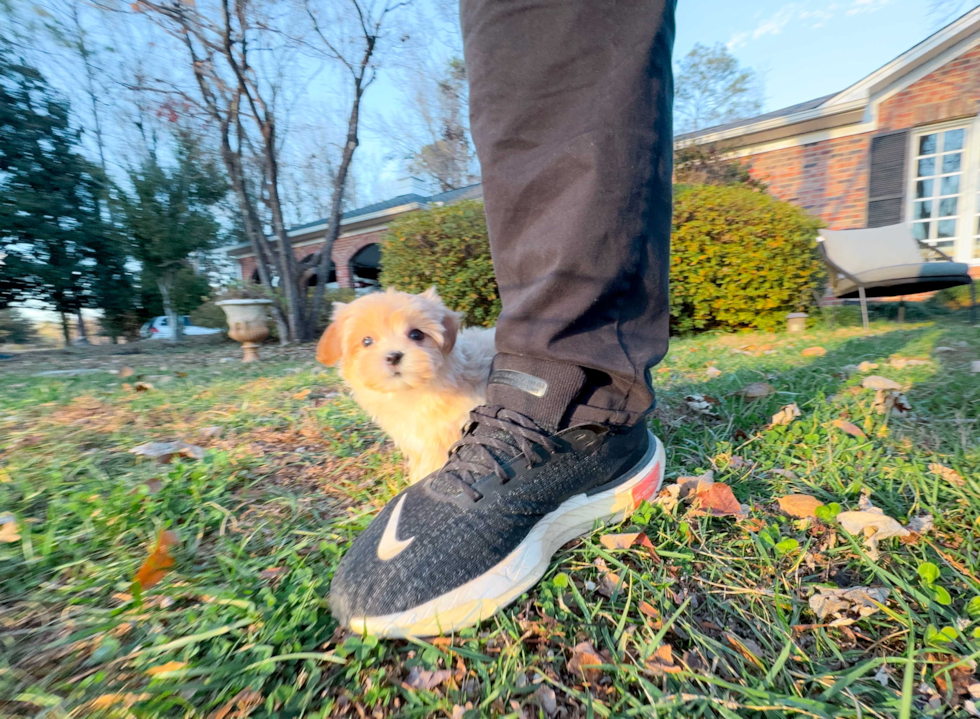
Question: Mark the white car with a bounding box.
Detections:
[140,316,223,340]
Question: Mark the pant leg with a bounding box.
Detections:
[461,0,674,428]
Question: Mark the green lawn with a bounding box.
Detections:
[1,318,978,718]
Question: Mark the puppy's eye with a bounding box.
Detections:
[408,329,424,342]
[362,337,374,347]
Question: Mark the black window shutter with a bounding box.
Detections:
[866,130,908,227]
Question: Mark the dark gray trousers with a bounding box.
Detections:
[461,0,675,428]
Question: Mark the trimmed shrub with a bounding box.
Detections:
[380,200,500,327]
[670,185,823,333]
[380,188,823,333]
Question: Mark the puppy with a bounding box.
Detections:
[316,287,496,483]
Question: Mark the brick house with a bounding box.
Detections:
[230,8,980,285]
[678,6,980,277]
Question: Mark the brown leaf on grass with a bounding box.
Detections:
[146,661,187,676]
[119,366,135,378]
[832,419,867,439]
[403,666,451,691]
[599,533,643,550]
[291,389,312,400]
[638,601,661,621]
[734,382,776,399]
[872,389,912,416]
[889,357,930,369]
[932,655,978,700]
[533,685,558,717]
[706,366,723,378]
[644,644,682,675]
[801,346,826,357]
[0,520,20,543]
[837,510,910,560]
[691,482,744,518]
[808,586,889,625]
[857,361,879,372]
[723,632,766,668]
[130,441,205,463]
[90,693,151,710]
[207,689,264,719]
[594,558,623,598]
[929,463,965,487]
[862,375,902,391]
[678,470,715,498]
[906,514,933,535]
[135,529,179,589]
[199,425,223,439]
[259,567,286,581]
[133,381,154,391]
[567,641,604,681]
[777,494,824,519]
[770,403,801,427]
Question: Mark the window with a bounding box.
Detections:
[910,127,966,256]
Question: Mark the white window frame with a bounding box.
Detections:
[905,116,980,264]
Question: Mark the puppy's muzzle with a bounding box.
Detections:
[386,351,404,367]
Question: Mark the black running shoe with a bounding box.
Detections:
[329,402,664,637]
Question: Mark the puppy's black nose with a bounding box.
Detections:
[386,351,404,366]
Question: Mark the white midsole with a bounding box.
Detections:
[349,431,665,638]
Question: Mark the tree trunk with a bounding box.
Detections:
[75,309,90,344]
[157,275,182,343]
[60,311,70,346]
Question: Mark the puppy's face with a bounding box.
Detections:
[316,288,460,393]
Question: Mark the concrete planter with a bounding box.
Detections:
[216,299,273,362]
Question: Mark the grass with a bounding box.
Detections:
[1,318,978,718]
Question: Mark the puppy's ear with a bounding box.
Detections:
[439,309,461,354]
[316,303,348,366]
[421,286,440,302]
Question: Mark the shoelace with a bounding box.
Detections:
[441,406,560,501]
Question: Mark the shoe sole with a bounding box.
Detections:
[347,431,665,638]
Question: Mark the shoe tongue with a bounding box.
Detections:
[485,354,587,433]
[429,407,525,496]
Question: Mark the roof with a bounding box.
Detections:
[674,94,835,143]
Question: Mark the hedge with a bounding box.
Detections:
[381,187,823,333]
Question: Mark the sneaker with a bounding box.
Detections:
[329,403,664,637]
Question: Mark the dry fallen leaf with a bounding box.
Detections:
[599,533,643,550]
[770,403,801,427]
[207,688,263,719]
[706,366,723,378]
[135,529,179,590]
[837,510,910,560]
[0,520,20,543]
[889,357,930,369]
[778,494,824,519]
[723,632,765,669]
[832,419,867,439]
[259,567,286,581]
[119,366,135,378]
[929,463,966,487]
[734,381,776,399]
[130,441,206,463]
[808,586,889,625]
[133,381,155,392]
[678,470,715,498]
[684,394,718,416]
[692,482,745,518]
[907,514,933,535]
[857,361,879,372]
[199,425,223,439]
[292,388,312,400]
[872,389,912,416]
[862,375,902,391]
[567,641,604,681]
[594,558,623,598]
[801,346,826,357]
[403,666,451,691]
[644,644,682,675]
[147,661,187,676]
[533,685,558,717]
[90,693,151,710]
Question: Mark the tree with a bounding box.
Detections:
[123,134,227,342]
[0,308,38,345]
[0,46,114,344]
[673,144,767,190]
[675,43,764,134]
[133,0,412,343]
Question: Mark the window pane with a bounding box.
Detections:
[942,153,961,173]
[919,134,938,155]
[916,179,934,198]
[940,175,960,195]
[935,240,955,253]
[943,129,964,152]
[918,157,936,177]
[160,318,168,326]
[913,201,933,220]
[939,197,958,217]
[912,222,929,240]
[937,219,957,238]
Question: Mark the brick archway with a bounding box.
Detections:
[332,230,384,288]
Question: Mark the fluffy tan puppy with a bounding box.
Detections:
[316,287,496,483]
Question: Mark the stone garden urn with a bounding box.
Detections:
[216,299,272,362]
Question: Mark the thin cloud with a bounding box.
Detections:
[728,0,891,48]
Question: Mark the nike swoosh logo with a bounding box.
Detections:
[376,495,415,561]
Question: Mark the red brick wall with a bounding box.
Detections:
[235,228,385,287]
[739,42,980,232]
[744,134,872,229]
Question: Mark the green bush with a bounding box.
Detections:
[0,308,37,344]
[930,281,977,311]
[380,199,500,327]
[380,188,823,333]
[670,185,823,332]
[189,301,227,329]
